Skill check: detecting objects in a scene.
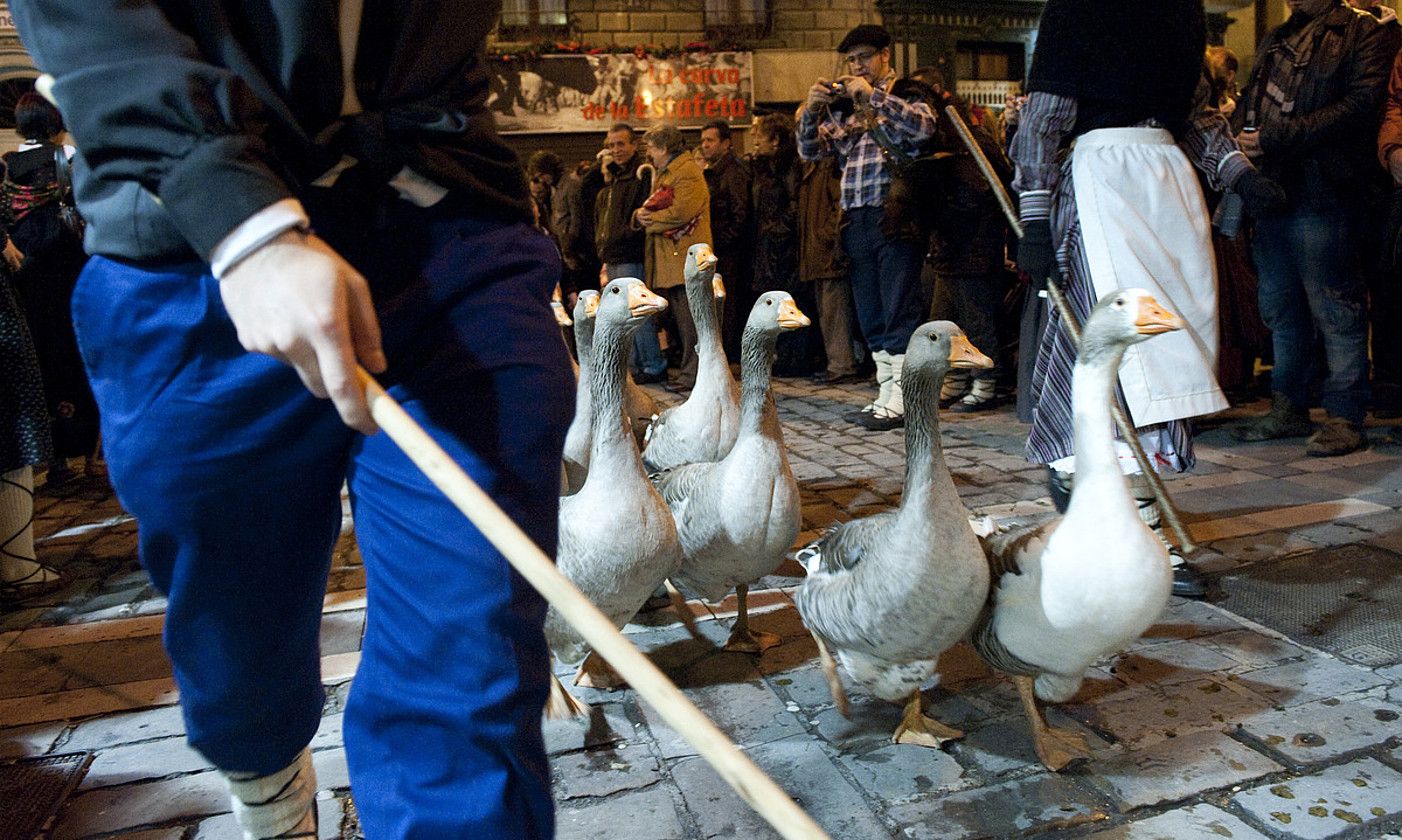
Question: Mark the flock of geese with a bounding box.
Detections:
[544,242,1187,772]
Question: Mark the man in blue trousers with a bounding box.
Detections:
[11,2,573,837]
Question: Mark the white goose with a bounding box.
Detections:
[970,289,1183,770]
[545,278,683,690]
[795,322,994,748]
[561,290,601,496]
[641,244,739,472]
[652,292,811,653]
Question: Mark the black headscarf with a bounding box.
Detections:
[1028,0,1207,133]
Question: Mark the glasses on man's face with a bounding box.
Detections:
[846,50,878,65]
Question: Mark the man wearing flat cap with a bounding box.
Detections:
[798,24,937,431]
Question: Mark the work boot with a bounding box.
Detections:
[844,350,892,424]
[951,377,998,413]
[859,353,905,431]
[939,370,970,407]
[1231,393,1312,442]
[1306,415,1366,457]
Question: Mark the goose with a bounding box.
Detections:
[795,322,994,748]
[641,244,740,472]
[652,292,811,654]
[562,290,601,496]
[545,278,684,690]
[970,289,1183,771]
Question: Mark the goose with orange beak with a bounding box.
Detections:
[546,279,683,691]
[652,292,811,653]
[795,321,995,749]
[970,289,1185,771]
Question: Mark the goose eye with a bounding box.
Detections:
[929,333,939,342]
[611,287,620,294]
[765,299,773,306]
[1113,297,1125,307]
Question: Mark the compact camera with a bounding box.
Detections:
[826,81,848,97]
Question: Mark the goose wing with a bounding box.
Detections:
[796,513,896,576]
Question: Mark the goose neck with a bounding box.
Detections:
[588,319,646,475]
[685,272,724,361]
[1068,334,1126,484]
[738,325,780,435]
[899,363,956,513]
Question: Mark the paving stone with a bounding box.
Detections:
[552,741,663,800]
[1083,803,1270,839]
[555,784,683,840]
[1109,640,1240,687]
[0,719,68,759]
[53,770,231,839]
[637,652,806,759]
[318,611,365,657]
[890,771,1113,839]
[313,747,349,791]
[107,829,188,840]
[952,707,1109,779]
[1200,629,1309,669]
[1232,757,1402,839]
[839,741,970,804]
[1083,729,1281,808]
[1235,697,1402,765]
[1232,656,1390,707]
[62,705,188,752]
[1072,678,1275,749]
[543,702,636,756]
[81,735,212,788]
[672,735,889,839]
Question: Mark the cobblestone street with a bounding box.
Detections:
[4,378,1402,839]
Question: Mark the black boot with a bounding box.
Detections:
[1128,473,1207,600]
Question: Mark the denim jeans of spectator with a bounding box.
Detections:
[605,262,667,376]
[840,207,925,354]
[1252,206,1370,423]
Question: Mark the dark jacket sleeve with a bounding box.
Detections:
[1379,48,1402,168]
[1261,15,1392,159]
[11,0,296,259]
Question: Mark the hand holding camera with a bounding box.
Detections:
[838,74,873,104]
[806,79,837,112]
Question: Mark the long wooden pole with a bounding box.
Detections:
[355,368,831,840]
[943,105,1197,554]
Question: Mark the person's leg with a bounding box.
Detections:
[344,214,570,839]
[1239,212,1315,439]
[667,285,699,384]
[951,272,1003,411]
[841,210,888,422]
[1297,207,1370,455]
[929,273,969,404]
[71,258,348,832]
[813,275,857,378]
[874,231,926,356]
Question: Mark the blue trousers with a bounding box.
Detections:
[840,207,925,354]
[1253,206,1370,423]
[72,202,573,839]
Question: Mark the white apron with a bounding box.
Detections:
[1071,127,1228,427]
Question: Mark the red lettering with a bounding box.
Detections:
[705,99,719,116]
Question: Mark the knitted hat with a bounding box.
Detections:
[837,24,892,54]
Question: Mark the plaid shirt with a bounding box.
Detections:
[796,72,937,210]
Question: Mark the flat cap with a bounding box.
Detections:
[837,24,892,54]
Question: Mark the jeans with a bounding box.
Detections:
[1252,206,1370,423]
[75,208,571,838]
[840,207,924,354]
[606,261,666,376]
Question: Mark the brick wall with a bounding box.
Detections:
[496,0,882,53]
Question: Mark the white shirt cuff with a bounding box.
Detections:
[209,198,311,278]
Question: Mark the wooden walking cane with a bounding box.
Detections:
[943,105,1197,555]
[354,368,832,840]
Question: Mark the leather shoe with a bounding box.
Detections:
[1171,564,1208,600]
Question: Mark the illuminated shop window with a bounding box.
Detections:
[499,0,570,38]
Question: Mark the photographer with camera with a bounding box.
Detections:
[797,24,937,431]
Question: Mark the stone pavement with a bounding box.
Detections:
[3,378,1402,840]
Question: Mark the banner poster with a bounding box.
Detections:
[491,51,752,134]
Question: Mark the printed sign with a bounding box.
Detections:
[492,51,752,134]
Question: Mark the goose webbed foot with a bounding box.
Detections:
[574,651,627,690]
[545,674,590,719]
[892,690,963,749]
[813,633,850,717]
[723,625,782,654]
[1015,675,1090,771]
[721,584,781,654]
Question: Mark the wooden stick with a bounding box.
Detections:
[943,105,1196,555]
[355,368,831,840]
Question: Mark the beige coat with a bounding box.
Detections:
[636,152,712,291]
